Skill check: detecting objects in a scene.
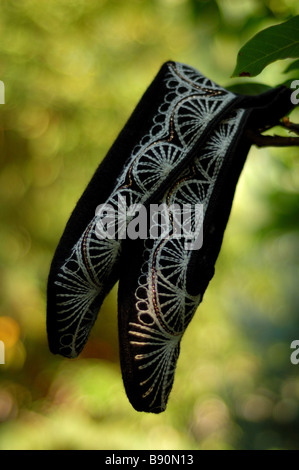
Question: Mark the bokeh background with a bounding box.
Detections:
[0,0,299,450]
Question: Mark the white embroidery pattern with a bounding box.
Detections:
[129,108,246,411]
[53,62,237,358]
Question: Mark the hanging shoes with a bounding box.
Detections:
[47,61,294,412]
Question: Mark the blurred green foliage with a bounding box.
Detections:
[0,0,299,450]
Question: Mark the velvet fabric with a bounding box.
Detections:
[47,61,294,413]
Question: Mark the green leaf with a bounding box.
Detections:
[226,82,272,95]
[284,58,299,74]
[232,16,299,77]
[279,77,299,88]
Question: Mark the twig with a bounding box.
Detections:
[280,117,299,136]
[246,128,299,148]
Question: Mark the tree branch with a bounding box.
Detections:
[246,128,299,148]
[280,117,299,136]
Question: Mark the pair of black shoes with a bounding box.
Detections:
[47,61,294,413]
